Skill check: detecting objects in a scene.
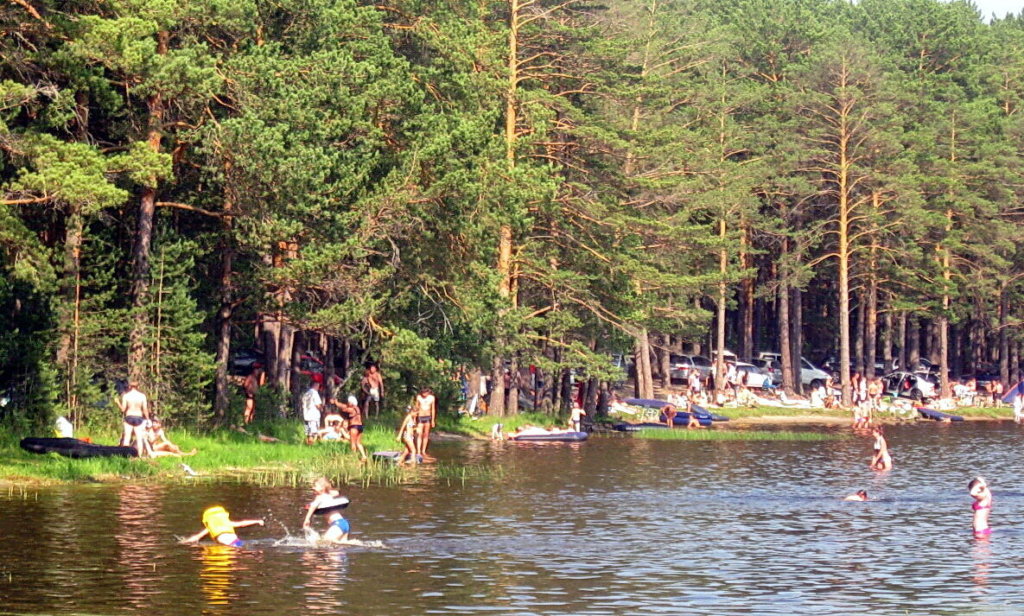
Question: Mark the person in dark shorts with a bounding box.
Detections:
[340,395,367,461]
[413,387,436,461]
[119,382,151,457]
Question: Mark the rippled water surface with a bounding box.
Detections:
[4,422,1024,615]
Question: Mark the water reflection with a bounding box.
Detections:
[199,545,239,612]
[4,423,1024,614]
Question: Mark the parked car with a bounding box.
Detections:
[229,348,264,375]
[750,358,782,384]
[883,371,937,402]
[756,352,830,388]
[669,354,713,382]
[736,361,772,389]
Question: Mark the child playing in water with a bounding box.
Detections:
[396,406,419,464]
[181,506,264,547]
[969,477,992,538]
[302,477,350,543]
[844,490,869,501]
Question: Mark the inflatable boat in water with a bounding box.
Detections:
[623,398,730,422]
[508,430,589,442]
[20,437,138,459]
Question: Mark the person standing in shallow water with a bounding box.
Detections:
[969,477,992,538]
[413,387,436,462]
[870,426,892,471]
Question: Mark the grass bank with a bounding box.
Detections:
[0,417,495,486]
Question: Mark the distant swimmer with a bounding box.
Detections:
[844,490,869,501]
[181,506,264,547]
[969,477,992,538]
[303,477,350,543]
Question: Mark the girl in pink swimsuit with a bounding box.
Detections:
[969,477,992,538]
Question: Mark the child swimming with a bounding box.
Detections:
[181,506,264,547]
[844,490,869,501]
[303,477,350,543]
[969,477,992,538]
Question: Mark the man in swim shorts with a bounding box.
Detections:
[182,506,264,547]
[413,387,436,461]
[119,382,151,457]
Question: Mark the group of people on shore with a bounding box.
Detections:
[299,378,367,460]
[114,382,195,458]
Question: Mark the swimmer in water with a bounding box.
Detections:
[870,426,892,471]
[969,477,992,538]
[303,477,350,543]
[844,490,869,501]
[181,506,264,547]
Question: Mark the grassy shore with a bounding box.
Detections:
[1,404,1011,485]
[0,411,563,486]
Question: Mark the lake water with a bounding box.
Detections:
[3,422,1024,615]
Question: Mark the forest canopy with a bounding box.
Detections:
[2,0,1023,426]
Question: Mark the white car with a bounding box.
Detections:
[735,361,772,389]
[756,352,830,388]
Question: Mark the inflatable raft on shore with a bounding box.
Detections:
[19,437,137,459]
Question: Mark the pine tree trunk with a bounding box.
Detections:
[882,303,893,372]
[854,292,865,375]
[489,356,506,417]
[865,277,878,378]
[1000,289,1009,386]
[740,227,754,360]
[791,287,803,394]
[907,317,920,370]
[128,31,168,385]
[897,311,907,372]
[778,278,795,395]
[213,240,234,420]
[658,333,671,390]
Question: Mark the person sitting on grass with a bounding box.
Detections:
[147,419,197,457]
[181,506,264,547]
[318,407,347,442]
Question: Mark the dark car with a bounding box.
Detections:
[229,348,264,375]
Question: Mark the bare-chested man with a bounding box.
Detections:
[119,382,151,457]
[413,387,436,462]
[360,364,384,416]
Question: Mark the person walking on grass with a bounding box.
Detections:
[340,395,367,461]
[301,377,324,445]
[413,387,436,462]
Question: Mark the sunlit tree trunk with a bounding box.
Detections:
[128,30,168,384]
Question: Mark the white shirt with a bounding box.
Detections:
[301,388,323,422]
